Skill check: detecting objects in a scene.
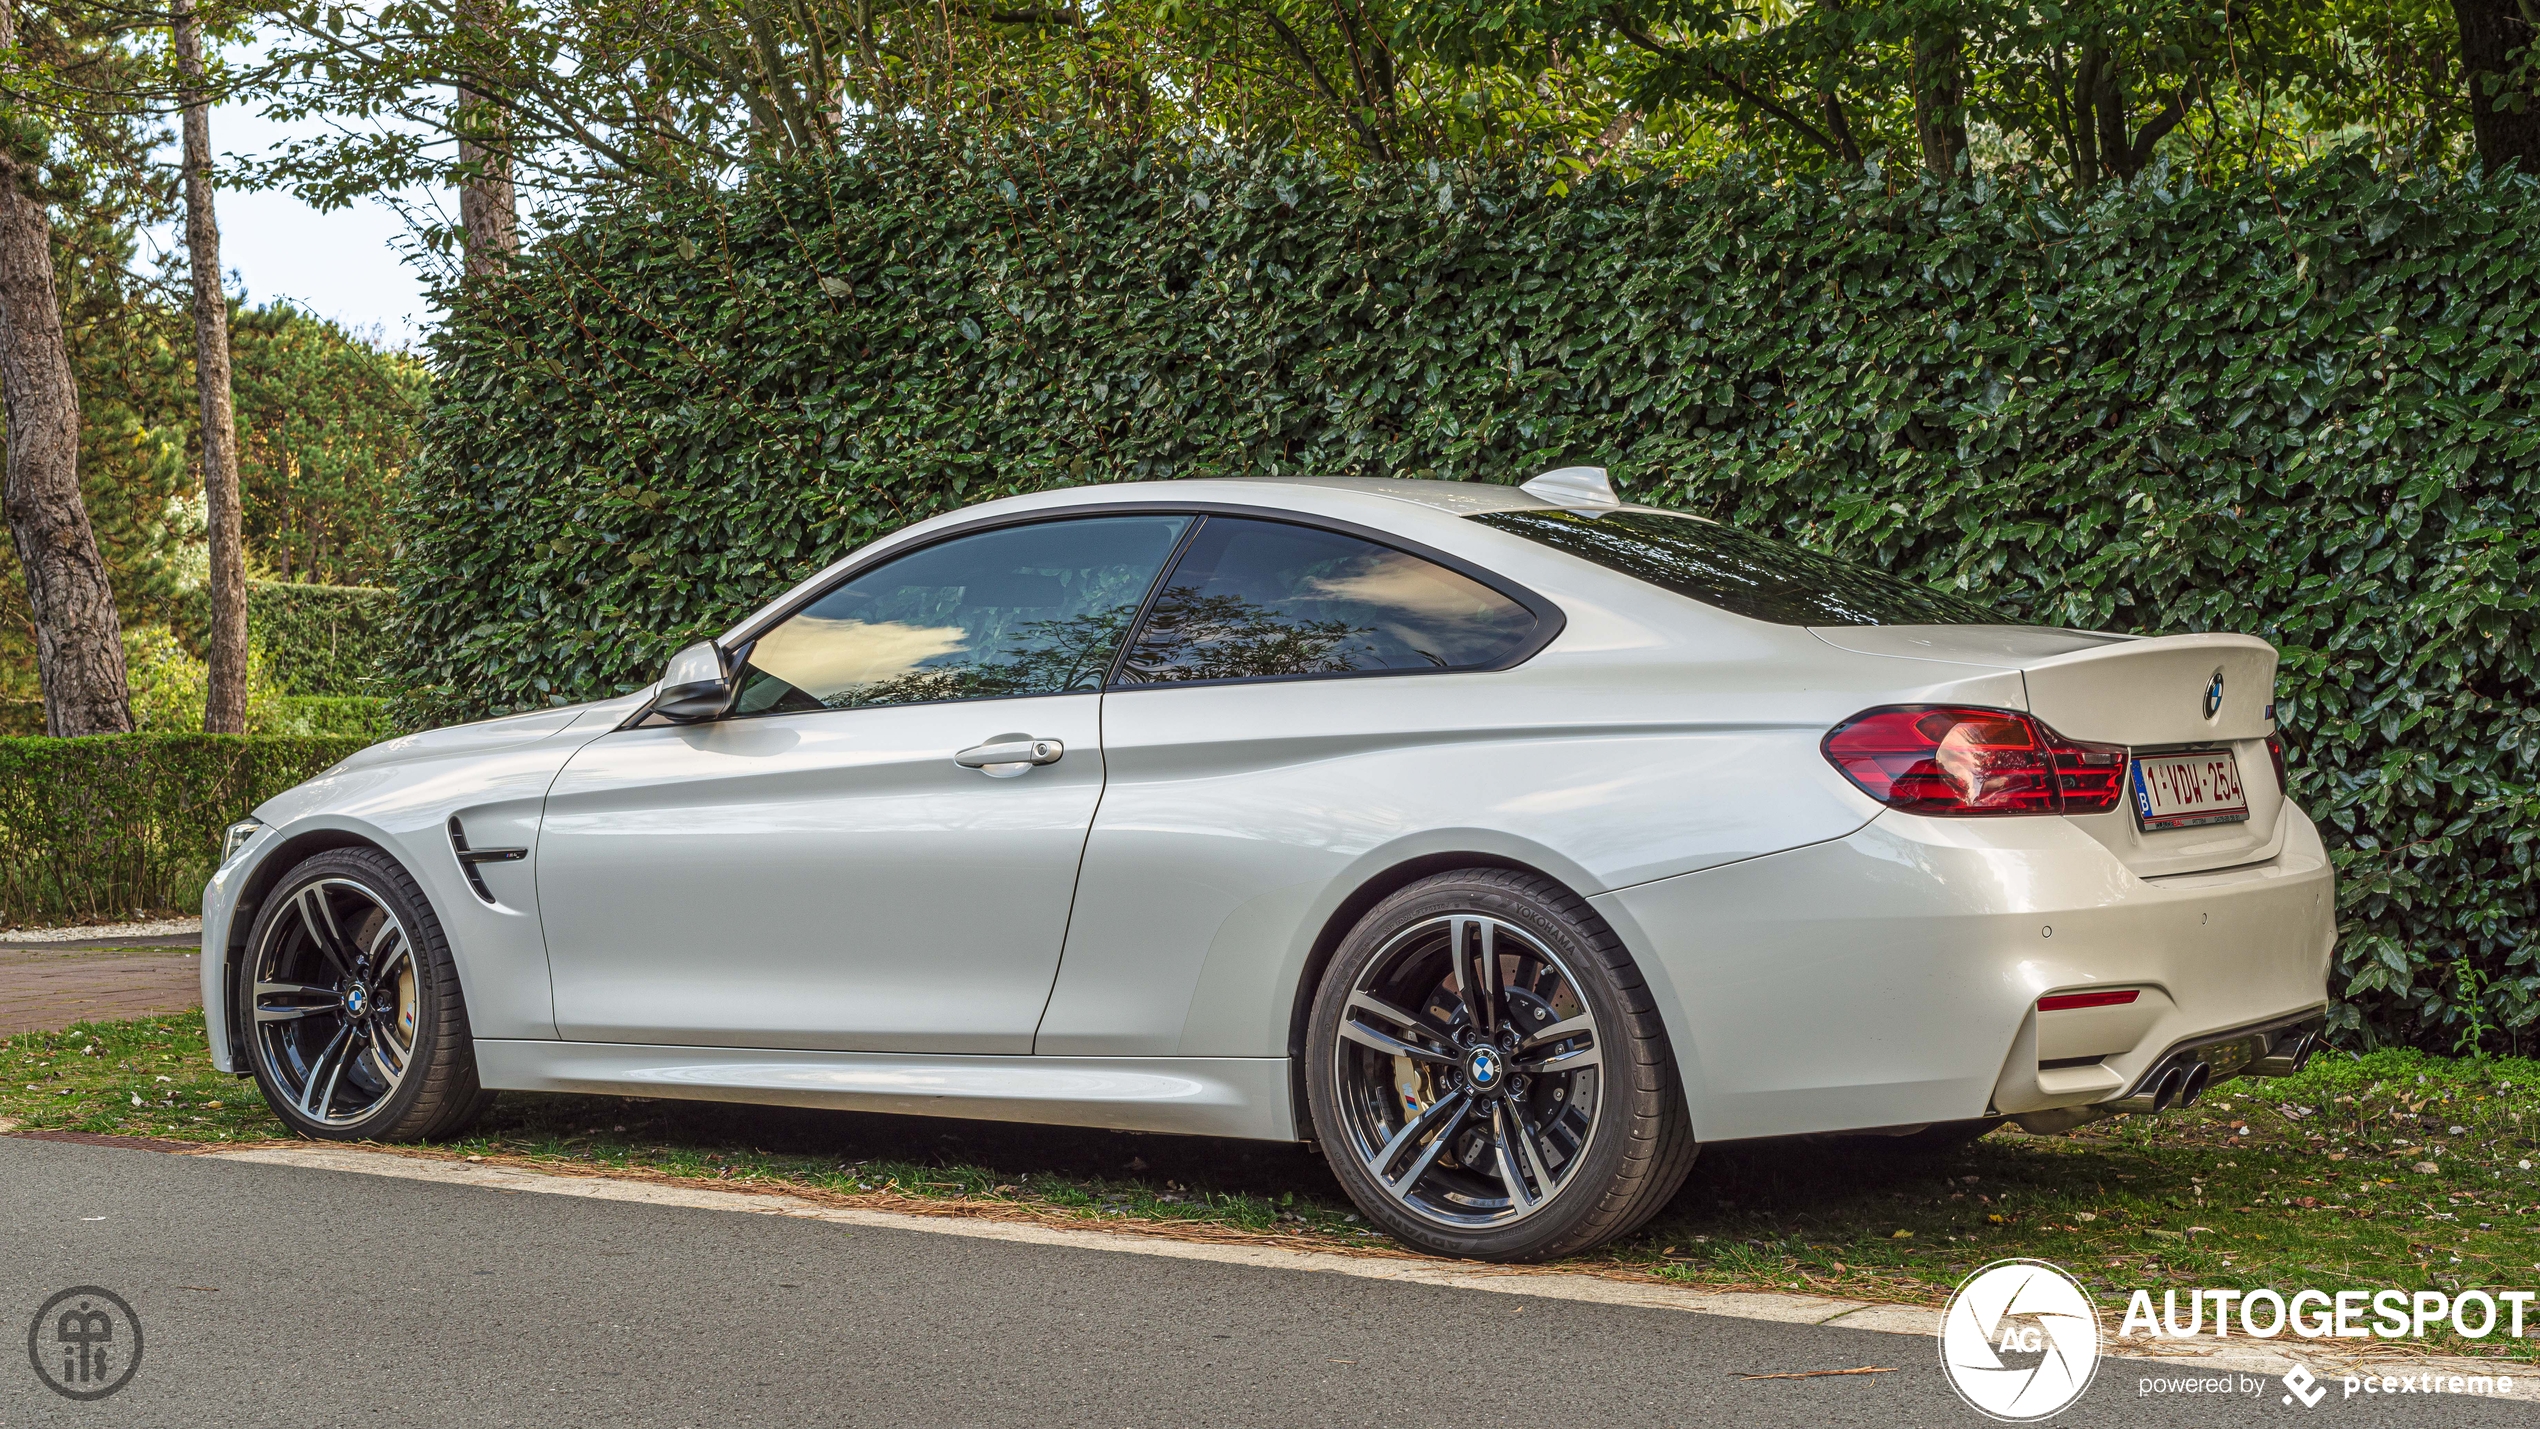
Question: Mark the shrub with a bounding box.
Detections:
[402,127,2539,1051]
[121,625,298,733]
[0,735,368,922]
[248,580,395,696]
[263,695,393,739]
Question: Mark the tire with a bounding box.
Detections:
[1305,869,1698,1262]
[237,846,494,1142]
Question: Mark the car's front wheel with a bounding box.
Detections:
[239,846,493,1141]
[1305,869,1698,1262]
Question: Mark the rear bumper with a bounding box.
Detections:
[1591,802,2336,1143]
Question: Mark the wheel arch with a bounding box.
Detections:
[217,824,400,1067]
[1282,849,1612,1139]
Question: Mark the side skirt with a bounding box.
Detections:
[473,1040,1298,1142]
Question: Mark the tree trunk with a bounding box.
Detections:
[2071,46,2105,190]
[455,0,518,278]
[2087,43,2133,179]
[1911,28,1968,180]
[2454,0,2540,171]
[174,0,247,734]
[0,0,131,736]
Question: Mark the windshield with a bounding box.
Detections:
[1470,508,1998,626]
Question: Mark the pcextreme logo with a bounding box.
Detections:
[1939,1259,2102,1421]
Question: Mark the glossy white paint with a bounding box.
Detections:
[537,696,1106,1052]
[202,476,2335,1145]
[1592,802,2334,1142]
[472,1040,1294,1139]
[201,696,650,1069]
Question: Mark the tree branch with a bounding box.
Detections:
[1604,13,1845,160]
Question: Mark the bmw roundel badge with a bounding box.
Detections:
[2203,668,2226,720]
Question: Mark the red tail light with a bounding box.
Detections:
[1822,706,2129,817]
[2267,733,2289,795]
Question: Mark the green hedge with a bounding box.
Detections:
[264,695,394,739]
[248,580,394,696]
[0,735,368,922]
[403,128,2539,1052]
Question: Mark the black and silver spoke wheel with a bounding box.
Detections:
[1307,869,1699,1262]
[240,847,494,1142]
[251,878,418,1126]
[1333,914,1601,1229]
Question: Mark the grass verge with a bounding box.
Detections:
[6,1011,2537,1356]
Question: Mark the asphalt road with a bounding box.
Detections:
[0,1137,2528,1428]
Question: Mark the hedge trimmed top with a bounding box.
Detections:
[405,128,2537,1050]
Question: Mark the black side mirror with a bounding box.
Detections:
[642,640,742,724]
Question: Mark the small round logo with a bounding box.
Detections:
[1938,1259,2099,1421]
[344,983,369,1016]
[2202,668,2226,720]
[1466,1046,1501,1090]
[28,1286,142,1401]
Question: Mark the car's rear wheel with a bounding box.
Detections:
[240,846,493,1141]
[1305,869,1698,1262]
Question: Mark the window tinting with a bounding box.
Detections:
[1116,518,1538,685]
[1471,508,1997,626]
[733,516,1190,714]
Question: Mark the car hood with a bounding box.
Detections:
[319,692,650,780]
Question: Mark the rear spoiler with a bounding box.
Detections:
[2018,633,2278,747]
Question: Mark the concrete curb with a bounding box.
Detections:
[201,1142,2539,1399]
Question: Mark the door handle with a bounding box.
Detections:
[955,734,1065,776]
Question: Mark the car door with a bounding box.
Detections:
[1036,514,1555,1056]
[537,513,1193,1053]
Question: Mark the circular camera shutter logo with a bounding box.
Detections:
[1938,1259,2100,1421]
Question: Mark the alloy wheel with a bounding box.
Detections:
[250,877,420,1126]
[1330,913,1602,1230]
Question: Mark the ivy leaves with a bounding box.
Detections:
[403,127,2540,1051]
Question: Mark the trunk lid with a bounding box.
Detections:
[1813,627,2290,878]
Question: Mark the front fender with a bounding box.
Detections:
[201,703,640,1073]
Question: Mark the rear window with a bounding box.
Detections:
[1117,517,1540,684]
[1470,508,1997,626]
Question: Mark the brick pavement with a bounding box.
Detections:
[0,941,205,1036]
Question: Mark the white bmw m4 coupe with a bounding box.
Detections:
[203,468,2333,1261]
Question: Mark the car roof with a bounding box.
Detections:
[1225,476,1549,515]
[721,475,1601,646]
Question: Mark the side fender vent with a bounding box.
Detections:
[447,816,527,904]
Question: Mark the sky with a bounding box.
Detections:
[148,96,443,350]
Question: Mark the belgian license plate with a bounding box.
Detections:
[2132,749,2250,831]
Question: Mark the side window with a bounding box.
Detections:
[733,515,1191,715]
[1116,517,1539,686]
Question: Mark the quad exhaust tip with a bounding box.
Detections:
[2096,1019,2324,1114]
[2177,1062,2212,1107]
[2246,1029,2320,1078]
[2150,1066,2184,1112]
[2120,1061,2204,1115]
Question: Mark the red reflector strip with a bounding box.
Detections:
[2037,990,2141,1012]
